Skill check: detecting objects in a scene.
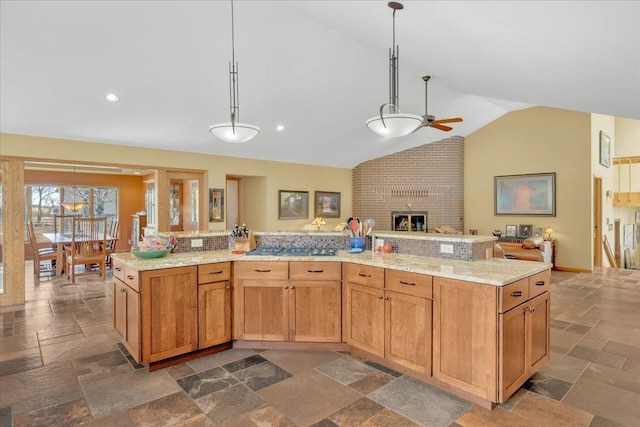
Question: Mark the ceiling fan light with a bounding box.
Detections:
[365,113,423,138]
[209,122,260,143]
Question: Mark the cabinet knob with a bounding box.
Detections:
[225,286,231,290]
[511,291,523,297]
[384,296,390,301]
[290,286,296,290]
[120,288,126,293]
[378,295,383,299]
[127,275,135,280]
[535,281,545,286]
[529,306,536,313]
[115,267,122,272]
[284,286,289,289]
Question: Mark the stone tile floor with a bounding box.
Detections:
[1,264,639,426]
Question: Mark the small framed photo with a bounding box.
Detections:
[600,131,611,168]
[505,224,517,237]
[518,224,533,238]
[314,191,341,218]
[635,211,640,223]
[533,227,544,238]
[279,190,309,219]
[209,188,224,222]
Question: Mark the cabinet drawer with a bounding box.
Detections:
[529,269,550,299]
[112,258,125,282]
[235,261,288,280]
[385,269,433,299]
[499,278,529,313]
[343,263,384,288]
[124,266,140,292]
[199,262,231,284]
[289,261,341,281]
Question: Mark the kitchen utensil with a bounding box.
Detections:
[349,218,359,236]
[364,219,375,235]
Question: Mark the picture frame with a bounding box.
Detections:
[518,224,533,238]
[314,191,341,218]
[599,131,611,168]
[533,227,543,238]
[635,211,640,223]
[505,224,517,237]
[209,188,224,222]
[494,172,556,216]
[278,190,309,219]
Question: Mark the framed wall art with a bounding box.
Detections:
[495,172,556,216]
[279,190,309,219]
[533,227,544,238]
[518,224,533,238]
[505,224,517,237]
[314,191,341,218]
[209,188,224,222]
[599,131,611,168]
[624,223,634,247]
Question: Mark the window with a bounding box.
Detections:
[25,184,118,243]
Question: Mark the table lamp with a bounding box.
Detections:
[544,227,554,240]
[311,217,326,231]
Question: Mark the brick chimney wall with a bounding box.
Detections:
[352,136,464,232]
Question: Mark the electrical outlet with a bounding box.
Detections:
[191,239,203,248]
[440,244,454,254]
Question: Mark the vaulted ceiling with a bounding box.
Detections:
[1,1,638,168]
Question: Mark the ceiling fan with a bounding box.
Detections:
[415,75,463,132]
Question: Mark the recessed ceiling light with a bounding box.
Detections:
[105,93,120,103]
[276,125,285,131]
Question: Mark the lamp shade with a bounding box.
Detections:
[209,122,260,143]
[366,113,423,138]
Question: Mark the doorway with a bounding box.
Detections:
[593,176,602,267]
[226,177,241,229]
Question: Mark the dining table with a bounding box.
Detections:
[43,232,116,277]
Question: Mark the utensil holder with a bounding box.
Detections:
[350,237,365,251]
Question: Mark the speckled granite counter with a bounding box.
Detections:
[112,250,550,287]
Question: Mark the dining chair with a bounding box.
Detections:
[104,217,120,267]
[27,219,57,276]
[65,217,107,283]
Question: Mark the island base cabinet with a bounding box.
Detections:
[141,266,198,363]
[385,290,431,375]
[433,277,498,401]
[240,281,288,341]
[345,283,385,357]
[290,281,341,342]
[113,280,140,363]
[198,280,232,349]
[499,292,550,401]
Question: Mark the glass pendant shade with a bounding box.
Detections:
[366,113,423,137]
[209,122,260,143]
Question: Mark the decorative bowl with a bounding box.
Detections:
[492,230,502,237]
[131,248,171,259]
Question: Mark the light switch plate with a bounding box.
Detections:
[191,239,203,248]
[440,244,454,254]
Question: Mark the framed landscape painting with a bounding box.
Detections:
[495,172,556,216]
[209,188,224,222]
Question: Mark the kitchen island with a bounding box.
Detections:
[112,248,550,409]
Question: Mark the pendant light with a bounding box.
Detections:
[209,0,260,143]
[366,2,422,138]
[61,166,88,213]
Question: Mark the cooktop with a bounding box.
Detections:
[245,247,337,257]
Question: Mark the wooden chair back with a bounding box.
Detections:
[27,219,56,276]
[65,217,107,283]
[106,217,120,251]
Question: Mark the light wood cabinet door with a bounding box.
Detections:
[345,282,385,357]
[499,291,550,401]
[384,290,432,374]
[141,266,198,363]
[290,280,341,342]
[433,277,498,401]
[239,280,289,341]
[198,280,232,349]
[113,279,140,363]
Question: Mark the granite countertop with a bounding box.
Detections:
[372,231,497,243]
[113,250,550,287]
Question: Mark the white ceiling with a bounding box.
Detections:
[1,1,638,169]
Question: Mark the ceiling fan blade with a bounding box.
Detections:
[433,117,463,124]
[431,123,453,132]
